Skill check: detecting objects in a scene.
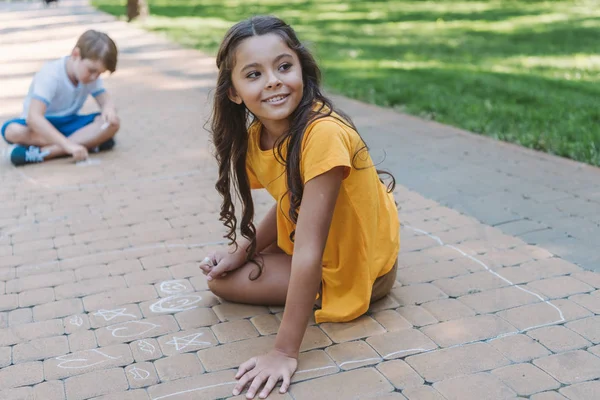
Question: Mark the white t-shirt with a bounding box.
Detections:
[21,56,105,118]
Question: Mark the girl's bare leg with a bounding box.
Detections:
[208,252,292,306]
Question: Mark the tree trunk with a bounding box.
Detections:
[127,0,149,22]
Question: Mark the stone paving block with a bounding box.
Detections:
[147,369,237,400]
[436,372,518,400]
[174,307,219,330]
[44,344,134,380]
[33,380,65,400]
[65,367,129,400]
[18,288,55,307]
[139,291,219,317]
[198,335,275,372]
[498,299,592,331]
[13,335,69,364]
[125,362,159,388]
[291,349,339,383]
[396,260,470,284]
[530,392,568,400]
[188,274,210,291]
[320,315,385,343]
[96,315,180,347]
[566,316,600,344]
[376,359,424,390]
[125,268,173,287]
[88,304,143,329]
[493,363,561,396]
[477,248,534,269]
[11,319,64,342]
[527,325,591,353]
[130,338,163,362]
[108,259,144,276]
[0,312,6,329]
[6,271,75,294]
[140,249,206,270]
[526,276,594,299]
[74,263,109,281]
[169,262,202,279]
[402,385,446,400]
[92,390,150,400]
[157,327,218,356]
[33,298,83,321]
[299,326,333,352]
[0,346,10,368]
[54,276,127,300]
[0,361,44,389]
[572,271,600,288]
[83,285,158,312]
[421,315,517,348]
[154,353,204,382]
[421,298,476,322]
[68,330,98,352]
[433,271,509,298]
[368,295,400,313]
[569,290,600,313]
[459,286,540,314]
[212,302,269,321]
[250,313,281,335]
[0,387,33,400]
[325,340,381,370]
[396,305,438,327]
[559,381,600,400]
[371,309,413,331]
[498,258,582,284]
[0,294,19,311]
[390,283,448,305]
[406,342,510,382]
[211,319,260,343]
[488,334,551,363]
[290,367,394,400]
[9,308,32,326]
[63,314,90,334]
[534,350,600,384]
[367,328,437,360]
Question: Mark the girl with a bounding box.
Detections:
[200,15,400,399]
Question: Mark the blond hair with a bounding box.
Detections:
[75,30,118,73]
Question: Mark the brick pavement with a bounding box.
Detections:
[1,1,600,399]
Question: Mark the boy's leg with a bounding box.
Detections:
[40,115,119,160]
[3,121,50,147]
[208,253,292,306]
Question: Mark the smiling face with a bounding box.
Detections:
[229,33,304,134]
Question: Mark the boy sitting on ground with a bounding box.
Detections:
[1,29,120,166]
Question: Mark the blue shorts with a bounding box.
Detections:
[1,113,101,144]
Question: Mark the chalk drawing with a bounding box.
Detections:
[93,308,137,321]
[159,280,188,295]
[56,349,121,369]
[150,294,203,313]
[137,340,156,354]
[128,366,151,380]
[107,320,159,338]
[69,315,83,327]
[166,332,211,351]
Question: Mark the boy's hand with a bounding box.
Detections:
[102,107,119,126]
[64,142,88,161]
[232,350,297,399]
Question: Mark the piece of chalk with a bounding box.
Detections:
[100,122,110,130]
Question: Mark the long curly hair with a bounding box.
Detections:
[210,15,394,279]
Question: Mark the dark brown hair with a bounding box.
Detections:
[75,30,118,73]
[211,16,394,278]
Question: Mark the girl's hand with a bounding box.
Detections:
[232,350,297,399]
[199,248,247,281]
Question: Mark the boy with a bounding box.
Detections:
[1,29,120,166]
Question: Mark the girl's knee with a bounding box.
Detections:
[5,123,29,143]
[207,278,232,301]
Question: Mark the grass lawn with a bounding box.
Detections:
[94,0,600,166]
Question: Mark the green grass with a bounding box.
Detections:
[94,0,600,166]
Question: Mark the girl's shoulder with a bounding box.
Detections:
[303,113,360,144]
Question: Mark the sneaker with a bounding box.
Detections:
[8,145,49,166]
[98,138,115,152]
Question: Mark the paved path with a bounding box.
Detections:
[1,1,600,399]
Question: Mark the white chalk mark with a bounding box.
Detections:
[93,308,137,321]
[295,365,339,374]
[69,315,83,327]
[150,294,203,313]
[166,332,211,351]
[75,158,101,167]
[128,366,151,380]
[160,280,188,295]
[107,320,159,338]
[383,348,433,359]
[137,340,156,354]
[56,349,121,369]
[338,358,382,368]
[403,224,566,332]
[152,381,238,400]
